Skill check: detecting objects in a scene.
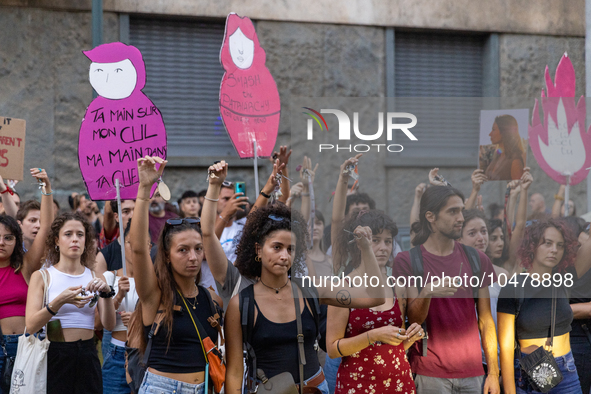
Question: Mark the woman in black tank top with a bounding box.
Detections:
[128,156,220,394]
[202,159,387,394]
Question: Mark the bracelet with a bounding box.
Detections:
[1,187,13,195]
[46,304,57,316]
[219,215,228,224]
[99,285,116,299]
[204,196,219,202]
[260,190,271,199]
[41,190,54,196]
[136,197,149,202]
[554,194,564,201]
[367,332,373,346]
[487,372,500,377]
[336,339,344,356]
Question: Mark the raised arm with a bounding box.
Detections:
[319,225,385,308]
[22,168,54,282]
[331,154,362,270]
[131,156,166,324]
[551,185,565,218]
[272,146,291,204]
[202,161,236,285]
[0,176,18,218]
[506,169,532,275]
[410,183,426,227]
[299,157,318,222]
[252,159,285,211]
[465,169,487,210]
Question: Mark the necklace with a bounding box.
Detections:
[184,285,199,309]
[260,278,289,294]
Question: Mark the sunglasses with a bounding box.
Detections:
[268,214,301,225]
[166,218,201,226]
[525,220,538,227]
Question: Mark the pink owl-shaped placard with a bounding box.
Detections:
[78,42,167,200]
[528,53,591,186]
[219,13,280,159]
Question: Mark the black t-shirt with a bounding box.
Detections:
[497,267,577,340]
[569,268,591,338]
[101,240,122,272]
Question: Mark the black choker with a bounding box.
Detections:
[260,278,289,294]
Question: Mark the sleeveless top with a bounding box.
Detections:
[145,290,218,373]
[46,266,95,330]
[336,299,416,394]
[250,297,320,383]
[0,265,27,319]
[103,271,139,332]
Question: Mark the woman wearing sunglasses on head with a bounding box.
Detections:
[0,169,53,394]
[128,156,219,394]
[26,211,115,394]
[202,161,386,394]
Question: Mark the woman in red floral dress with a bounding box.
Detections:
[327,210,423,394]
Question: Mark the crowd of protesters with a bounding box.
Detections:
[0,148,590,394]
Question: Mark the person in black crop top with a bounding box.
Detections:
[497,218,591,394]
[203,159,387,394]
[128,157,221,394]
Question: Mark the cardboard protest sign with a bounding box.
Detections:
[478,109,529,181]
[78,42,167,200]
[0,117,25,180]
[529,53,591,186]
[219,13,280,159]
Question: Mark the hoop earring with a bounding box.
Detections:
[255,256,261,262]
[55,245,59,252]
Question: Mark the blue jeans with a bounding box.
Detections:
[323,356,340,394]
[0,334,20,394]
[570,336,591,394]
[139,370,205,394]
[101,329,112,362]
[102,341,130,394]
[514,351,582,394]
[304,368,329,394]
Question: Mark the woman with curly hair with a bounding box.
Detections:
[127,156,220,394]
[25,211,115,394]
[0,169,53,394]
[497,219,591,394]
[202,160,386,394]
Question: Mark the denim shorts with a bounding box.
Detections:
[514,350,582,394]
[102,341,130,394]
[139,370,205,394]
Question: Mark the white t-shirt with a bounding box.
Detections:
[220,217,246,264]
[103,271,139,333]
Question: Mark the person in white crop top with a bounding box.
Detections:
[101,218,143,394]
[26,212,115,394]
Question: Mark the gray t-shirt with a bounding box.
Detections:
[215,259,256,311]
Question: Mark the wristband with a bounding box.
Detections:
[41,190,54,196]
[46,304,57,316]
[259,190,271,199]
[554,194,564,201]
[1,187,13,195]
[204,196,219,202]
[99,285,116,299]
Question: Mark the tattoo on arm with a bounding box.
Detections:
[336,290,352,306]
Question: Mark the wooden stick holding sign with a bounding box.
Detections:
[0,117,26,181]
[564,175,571,217]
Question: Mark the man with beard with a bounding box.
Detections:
[148,194,177,244]
[394,186,500,394]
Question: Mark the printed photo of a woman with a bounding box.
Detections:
[480,114,526,181]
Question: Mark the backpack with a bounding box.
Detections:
[239,279,322,393]
[409,243,481,356]
[125,285,223,393]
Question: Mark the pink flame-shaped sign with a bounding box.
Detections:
[528,53,591,185]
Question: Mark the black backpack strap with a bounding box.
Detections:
[292,278,321,337]
[141,309,164,367]
[513,282,526,358]
[460,244,482,299]
[239,284,257,393]
[409,246,428,357]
